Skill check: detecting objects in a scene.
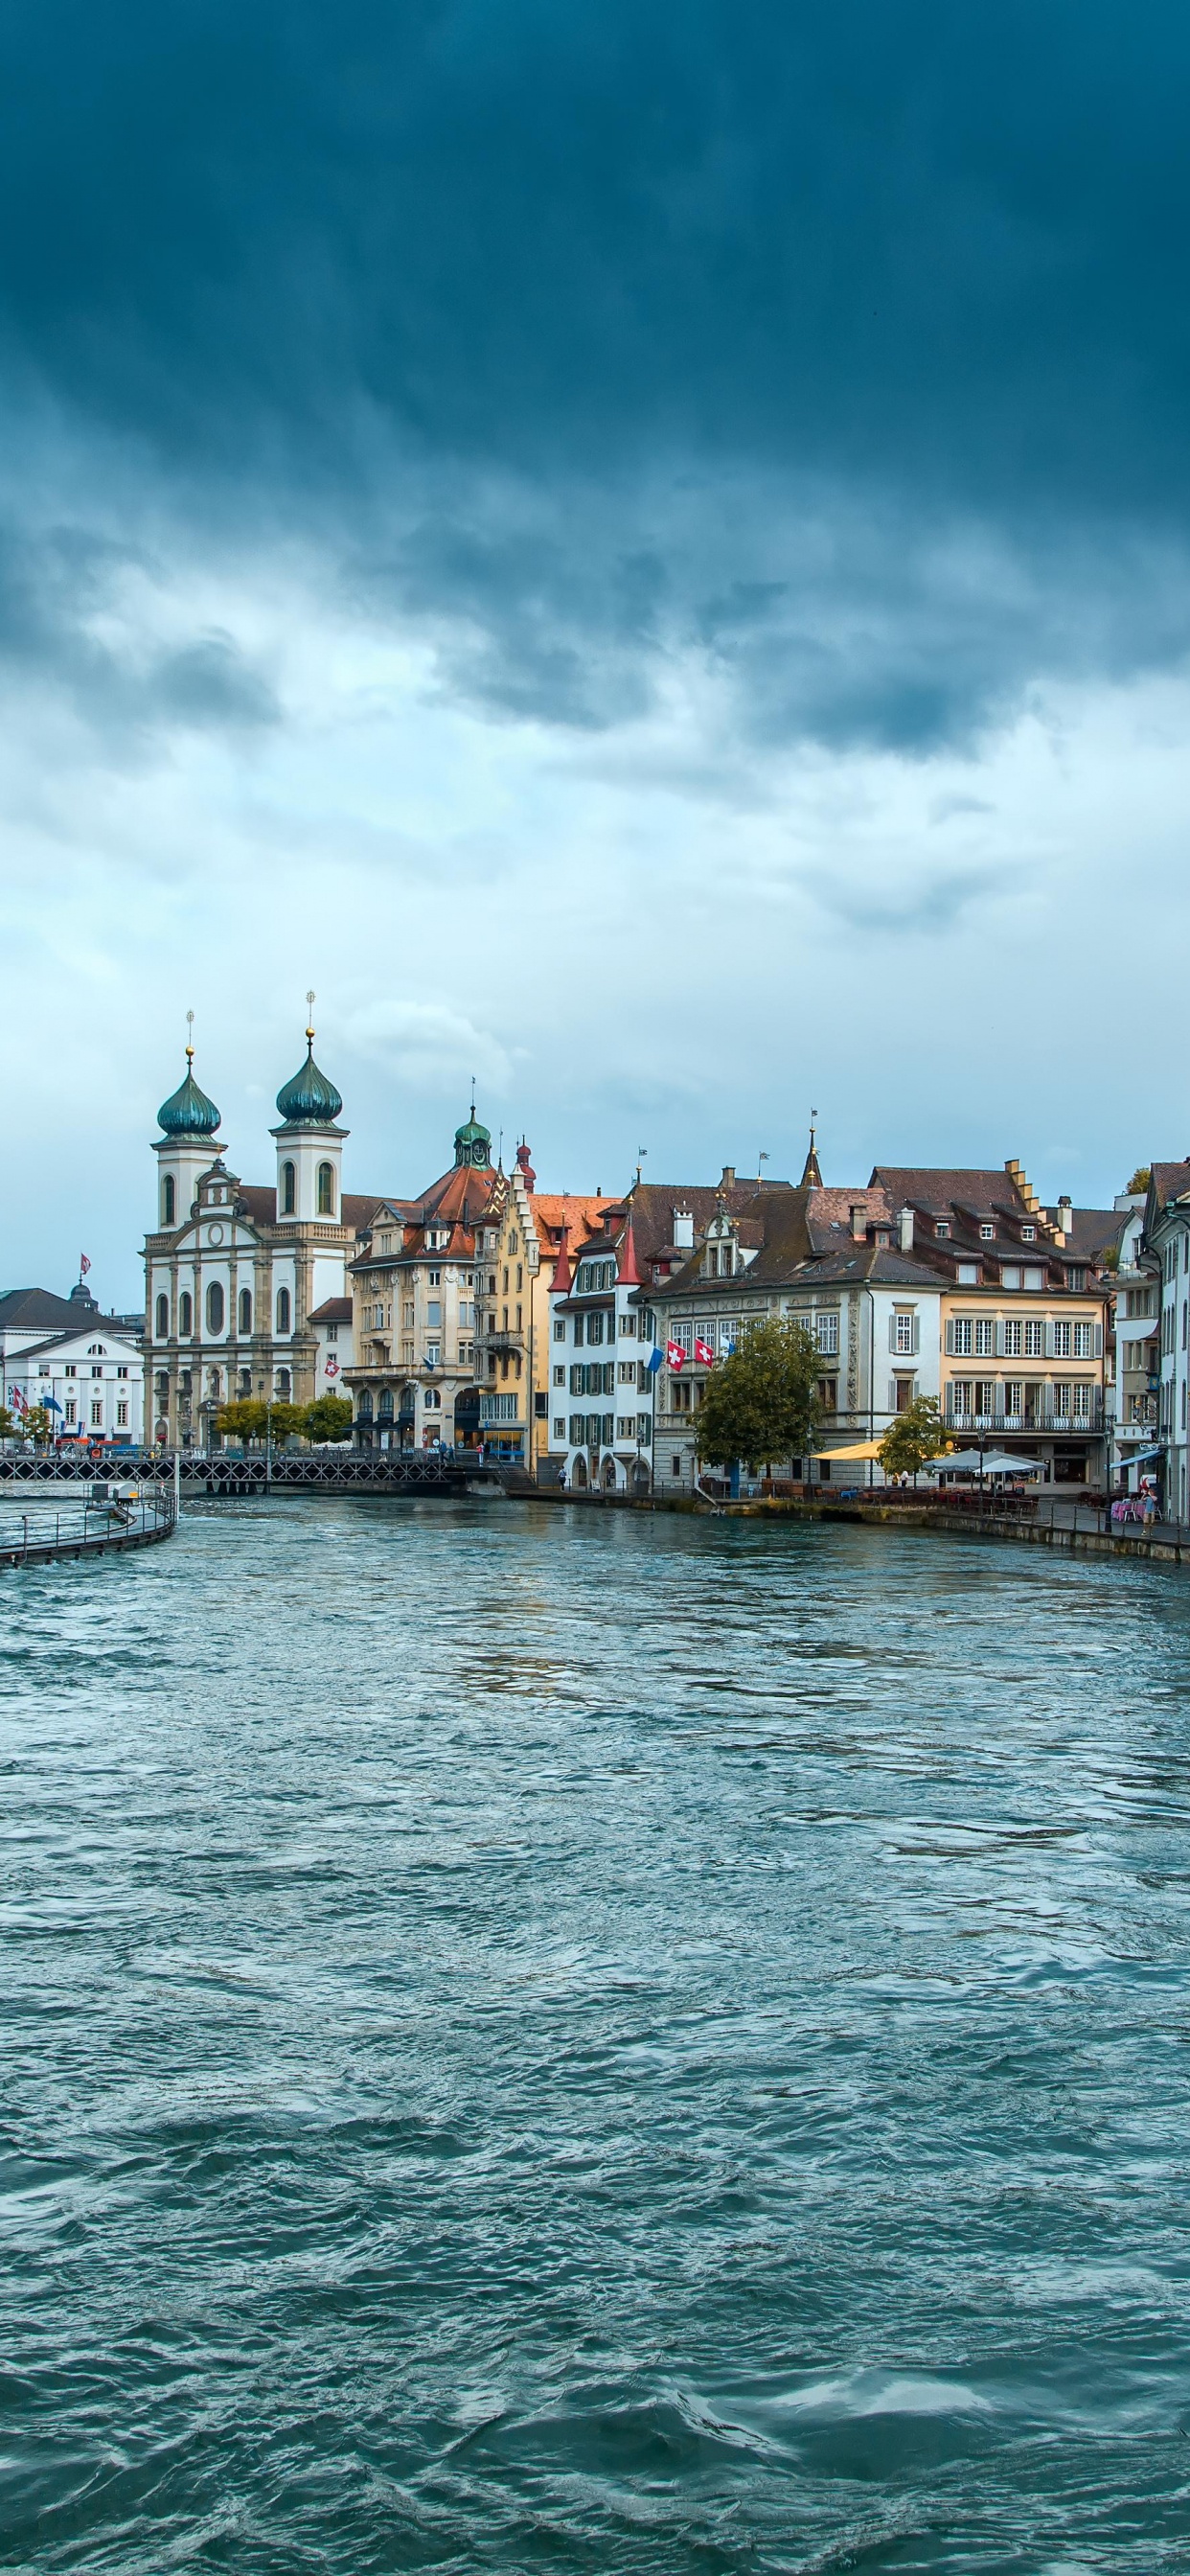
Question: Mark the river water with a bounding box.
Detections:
[3,1498,1190,2573]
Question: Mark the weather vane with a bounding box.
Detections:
[186,1007,195,1065]
[307,988,316,1039]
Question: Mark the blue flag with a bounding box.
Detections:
[645,1346,663,1374]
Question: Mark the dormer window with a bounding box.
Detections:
[979,1224,995,1240]
[935,1221,950,1239]
[1021,1225,1035,1242]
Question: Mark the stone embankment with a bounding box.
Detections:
[517,1484,1189,1568]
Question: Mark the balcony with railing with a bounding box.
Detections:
[944,1399,1104,1435]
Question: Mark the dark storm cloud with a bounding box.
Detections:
[0,524,280,738]
[0,0,1187,748]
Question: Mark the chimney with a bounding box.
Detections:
[673,1208,695,1250]
[1057,1193,1072,1245]
[721,1164,735,1190]
[850,1203,866,1242]
[898,1205,914,1254]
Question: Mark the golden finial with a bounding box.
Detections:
[186,1006,195,1066]
[306,989,316,1043]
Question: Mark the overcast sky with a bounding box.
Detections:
[2,1,1187,1306]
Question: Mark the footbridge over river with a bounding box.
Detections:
[0,1451,506,1500]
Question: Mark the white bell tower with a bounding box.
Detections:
[153,1013,223,1228]
[271,996,349,1223]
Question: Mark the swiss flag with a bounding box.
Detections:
[695,1337,715,1367]
[666,1340,686,1371]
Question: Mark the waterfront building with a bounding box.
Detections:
[545,1170,793,1492]
[645,1150,945,1493]
[868,1162,1115,1485]
[1140,1162,1190,1520]
[0,1282,144,1444]
[474,1142,614,1471]
[309,1298,355,1405]
[144,1024,380,1447]
[1107,1186,1158,1490]
[344,1108,499,1451]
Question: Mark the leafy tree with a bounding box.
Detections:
[303,1393,355,1443]
[264,1401,305,1446]
[878,1395,949,1484]
[0,1405,17,1443]
[694,1318,820,1471]
[1126,1167,1151,1194]
[216,1398,268,1445]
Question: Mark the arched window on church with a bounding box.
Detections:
[239,1288,252,1334]
[206,1281,225,1335]
[282,1161,295,1215]
[276,1286,291,1334]
[162,1174,175,1226]
[316,1161,334,1216]
[155,1293,169,1339]
[179,1291,193,1336]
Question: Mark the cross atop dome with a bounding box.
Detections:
[157,1009,221,1138]
[275,995,344,1128]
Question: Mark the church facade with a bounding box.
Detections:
[143,1024,378,1447]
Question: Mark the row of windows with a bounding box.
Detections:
[948,1379,1096,1417]
[564,1411,652,1444]
[154,1285,293,1339]
[950,1317,1096,1357]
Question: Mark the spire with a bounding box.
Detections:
[616,1214,641,1286]
[275,995,343,1126]
[552,1228,573,1295]
[800,1109,822,1188]
[515,1138,537,1188]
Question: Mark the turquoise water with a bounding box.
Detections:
[3,1498,1190,2573]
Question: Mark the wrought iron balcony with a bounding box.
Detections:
[944,1401,1104,1435]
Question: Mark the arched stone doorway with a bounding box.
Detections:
[601,1456,618,1492]
[572,1455,588,1488]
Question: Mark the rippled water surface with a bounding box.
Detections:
[4,1498,1190,2572]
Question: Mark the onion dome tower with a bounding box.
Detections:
[271,996,349,1222]
[453,1095,492,1170]
[153,1017,221,1229]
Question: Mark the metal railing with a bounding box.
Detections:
[943,1406,1104,1434]
[0,1485,177,1566]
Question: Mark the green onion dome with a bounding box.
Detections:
[454,1108,492,1169]
[157,1051,220,1138]
[275,1033,343,1127]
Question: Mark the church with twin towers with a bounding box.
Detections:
[144,1006,381,1448]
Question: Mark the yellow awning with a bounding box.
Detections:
[813,1439,884,1461]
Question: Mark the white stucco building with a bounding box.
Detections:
[1,1284,145,1446]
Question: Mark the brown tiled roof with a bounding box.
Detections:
[1062,1208,1118,1260]
[309,1298,353,1323]
[869,1165,1029,1213]
[1148,1162,1190,1210]
[236,1184,276,1226]
[232,1184,381,1236]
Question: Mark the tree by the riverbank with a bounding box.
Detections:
[878,1396,948,1484]
[695,1318,820,1472]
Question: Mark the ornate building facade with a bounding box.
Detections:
[143,1024,378,1447]
[344,1107,500,1449]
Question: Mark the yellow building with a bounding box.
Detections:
[869,1161,1115,1484]
[474,1143,613,1471]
